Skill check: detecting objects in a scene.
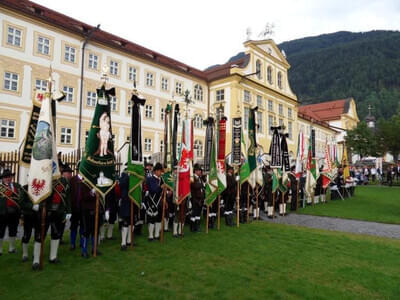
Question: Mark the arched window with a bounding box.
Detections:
[267,66,272,84]
[194,140,203,157]
[194,114,203,129]
[277,72,282,89]
[194,84,203,102]
[256,59,262,80]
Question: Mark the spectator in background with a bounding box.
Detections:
[370,166,377,182]
[387,166,393,187]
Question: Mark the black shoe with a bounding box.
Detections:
[106,237,115,240]
[155,237,160,240]
[8,249,16,254]
[148,238,154,242]
[32,263,40,270]
[81,252,89,259]
[22,256,28,263]
[70,245,76,251]
[59,240,65,245]
[120,245,127,251]
[49,258,61,264]
[173,234,178,238]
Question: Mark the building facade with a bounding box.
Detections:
[0,0,351,167]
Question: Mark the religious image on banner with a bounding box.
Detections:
[79,85,116,197]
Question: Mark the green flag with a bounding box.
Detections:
[278,168,288,193]
[272,168,280,193]
[205,134,219,206]
[79,85,116,199]
[240,129,251,185]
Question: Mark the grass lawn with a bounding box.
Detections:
[298,186,400,224]
[1,221,400,299]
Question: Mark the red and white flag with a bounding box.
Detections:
[177,119,191,204]
[295,130,305,179]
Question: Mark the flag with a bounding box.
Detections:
[272,168,279,193]
[127,93,145,206]
[247,107,258,188]
[321,142,336,188]
[305,144,319,197]
[240,128,251,185]
[205,117,219,205]
[28,82,60,204]
[342,145,350,179]
[216,117,227,193]
[177,119,191,204]
[162,104,175,191]
[21,91,43,166]
[79,85,116,198]
[171,104,179,168]
[269,126,282,168]
[204,116,214,173]
[279,133,290,193]
[295,130,304,179]
[231,118,242,165]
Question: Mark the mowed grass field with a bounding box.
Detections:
[298,186,400,224]
[1,221,400,299]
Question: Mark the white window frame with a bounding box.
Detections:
[244,107,249,130]
[267,66,272,84]
[257,95,263,108]
[160,140,164,153]
[127,100,132,115]
[277,72,282,89]
[268,100,273,112]
[87,91,97,107]
[146,72,154,87]
[3,72,19,92]
[161,77,169,91]
[110,96,117,111]
[64,45,76,63]
[0,119,15,139]
[194,140,203,157]
[216,89,224,101]
[256,60,262,79]
[35,79,47,91]
[175,82,183,95]
[194,84,203,101]
[268,115,274,135]
[194,114,203,129]
[88,53,98,69]
[109,60,119,76]
[288,107,292,119]
[145,104,153,118]
[60,127,72,144]
[63,86,74,102]
[244,90,251,103]
[257,111,263,134]
[144,138,152,152]
[7,26,22,47]
[278,104,284,116]
[160,107,165,121]
[129,67,137,82]
[288,121,293,139]
[37,36,50,55]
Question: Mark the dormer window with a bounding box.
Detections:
[277,72,282,89]
[256,59,262,80]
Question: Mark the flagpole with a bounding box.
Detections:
[160,187,166,243]
[281,191,285,216]
[130,202,134,249]
[39,201,46,270]
[296,179,299,211]
[180,202,184,239]
[272,192,276,218]
[246,184,250,223]
[255,185,259,220]
[206,206,209,234]
[93,192,100,257]
[217,195,221,230]
[236,167,240,227]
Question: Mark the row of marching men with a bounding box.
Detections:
[1,160,303,270]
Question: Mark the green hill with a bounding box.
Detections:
[279,30,400,120]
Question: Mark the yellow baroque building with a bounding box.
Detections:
[0,0,356,167]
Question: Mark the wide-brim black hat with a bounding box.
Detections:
[0,169,15,178]
[153,162,164,171]
[193,163,203,171]
[61,165,73,173]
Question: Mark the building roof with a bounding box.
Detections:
[1,0,208,81]
[204,54,250,82]
[298,98,351,122]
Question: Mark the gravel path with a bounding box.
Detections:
[260,212,400,240]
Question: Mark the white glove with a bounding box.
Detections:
[105,210,110,221]
[90,188,96,196]
[188,200,192,209]
[141,202,146,210]
[65,214,72,221]
[32,204,39,212]
[235,175,240,181]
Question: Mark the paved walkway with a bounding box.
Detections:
[260,212,400,240]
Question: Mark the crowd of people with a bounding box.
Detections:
[349,164,400,186]
[1,157,395,270]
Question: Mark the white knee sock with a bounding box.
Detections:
[22,242,29,258]
[49,239,59,261]
[99,224,105,241]
[155,223,161,238]
[148,223,154,239]
[279,204,283,214]
[121,227,128,246]
[8,236,16,252]
[173,222,178,236]
[314,195,319,204]
[33,242,41,265]
[164,218,169,231]
[107,224,114,239]
[283,204,286,215]
[264,202,268,212]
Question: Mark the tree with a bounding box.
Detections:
[377,111,400,161]
[345,121,377,159]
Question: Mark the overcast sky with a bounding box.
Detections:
[34,0,400,70]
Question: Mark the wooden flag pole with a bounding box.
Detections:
[217,195,221,231]
[272,192,276,219]
[206,205,209,234]
[296,179,300,211]
[236,170,240,228]
[180,202,184,239]
[255,185,259,220]
[246,184,250,223]
[160,187,166,243]
[130,202,134,249]
[93,192,100,258]
[281,191,285,216]
[39,201,46,270]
